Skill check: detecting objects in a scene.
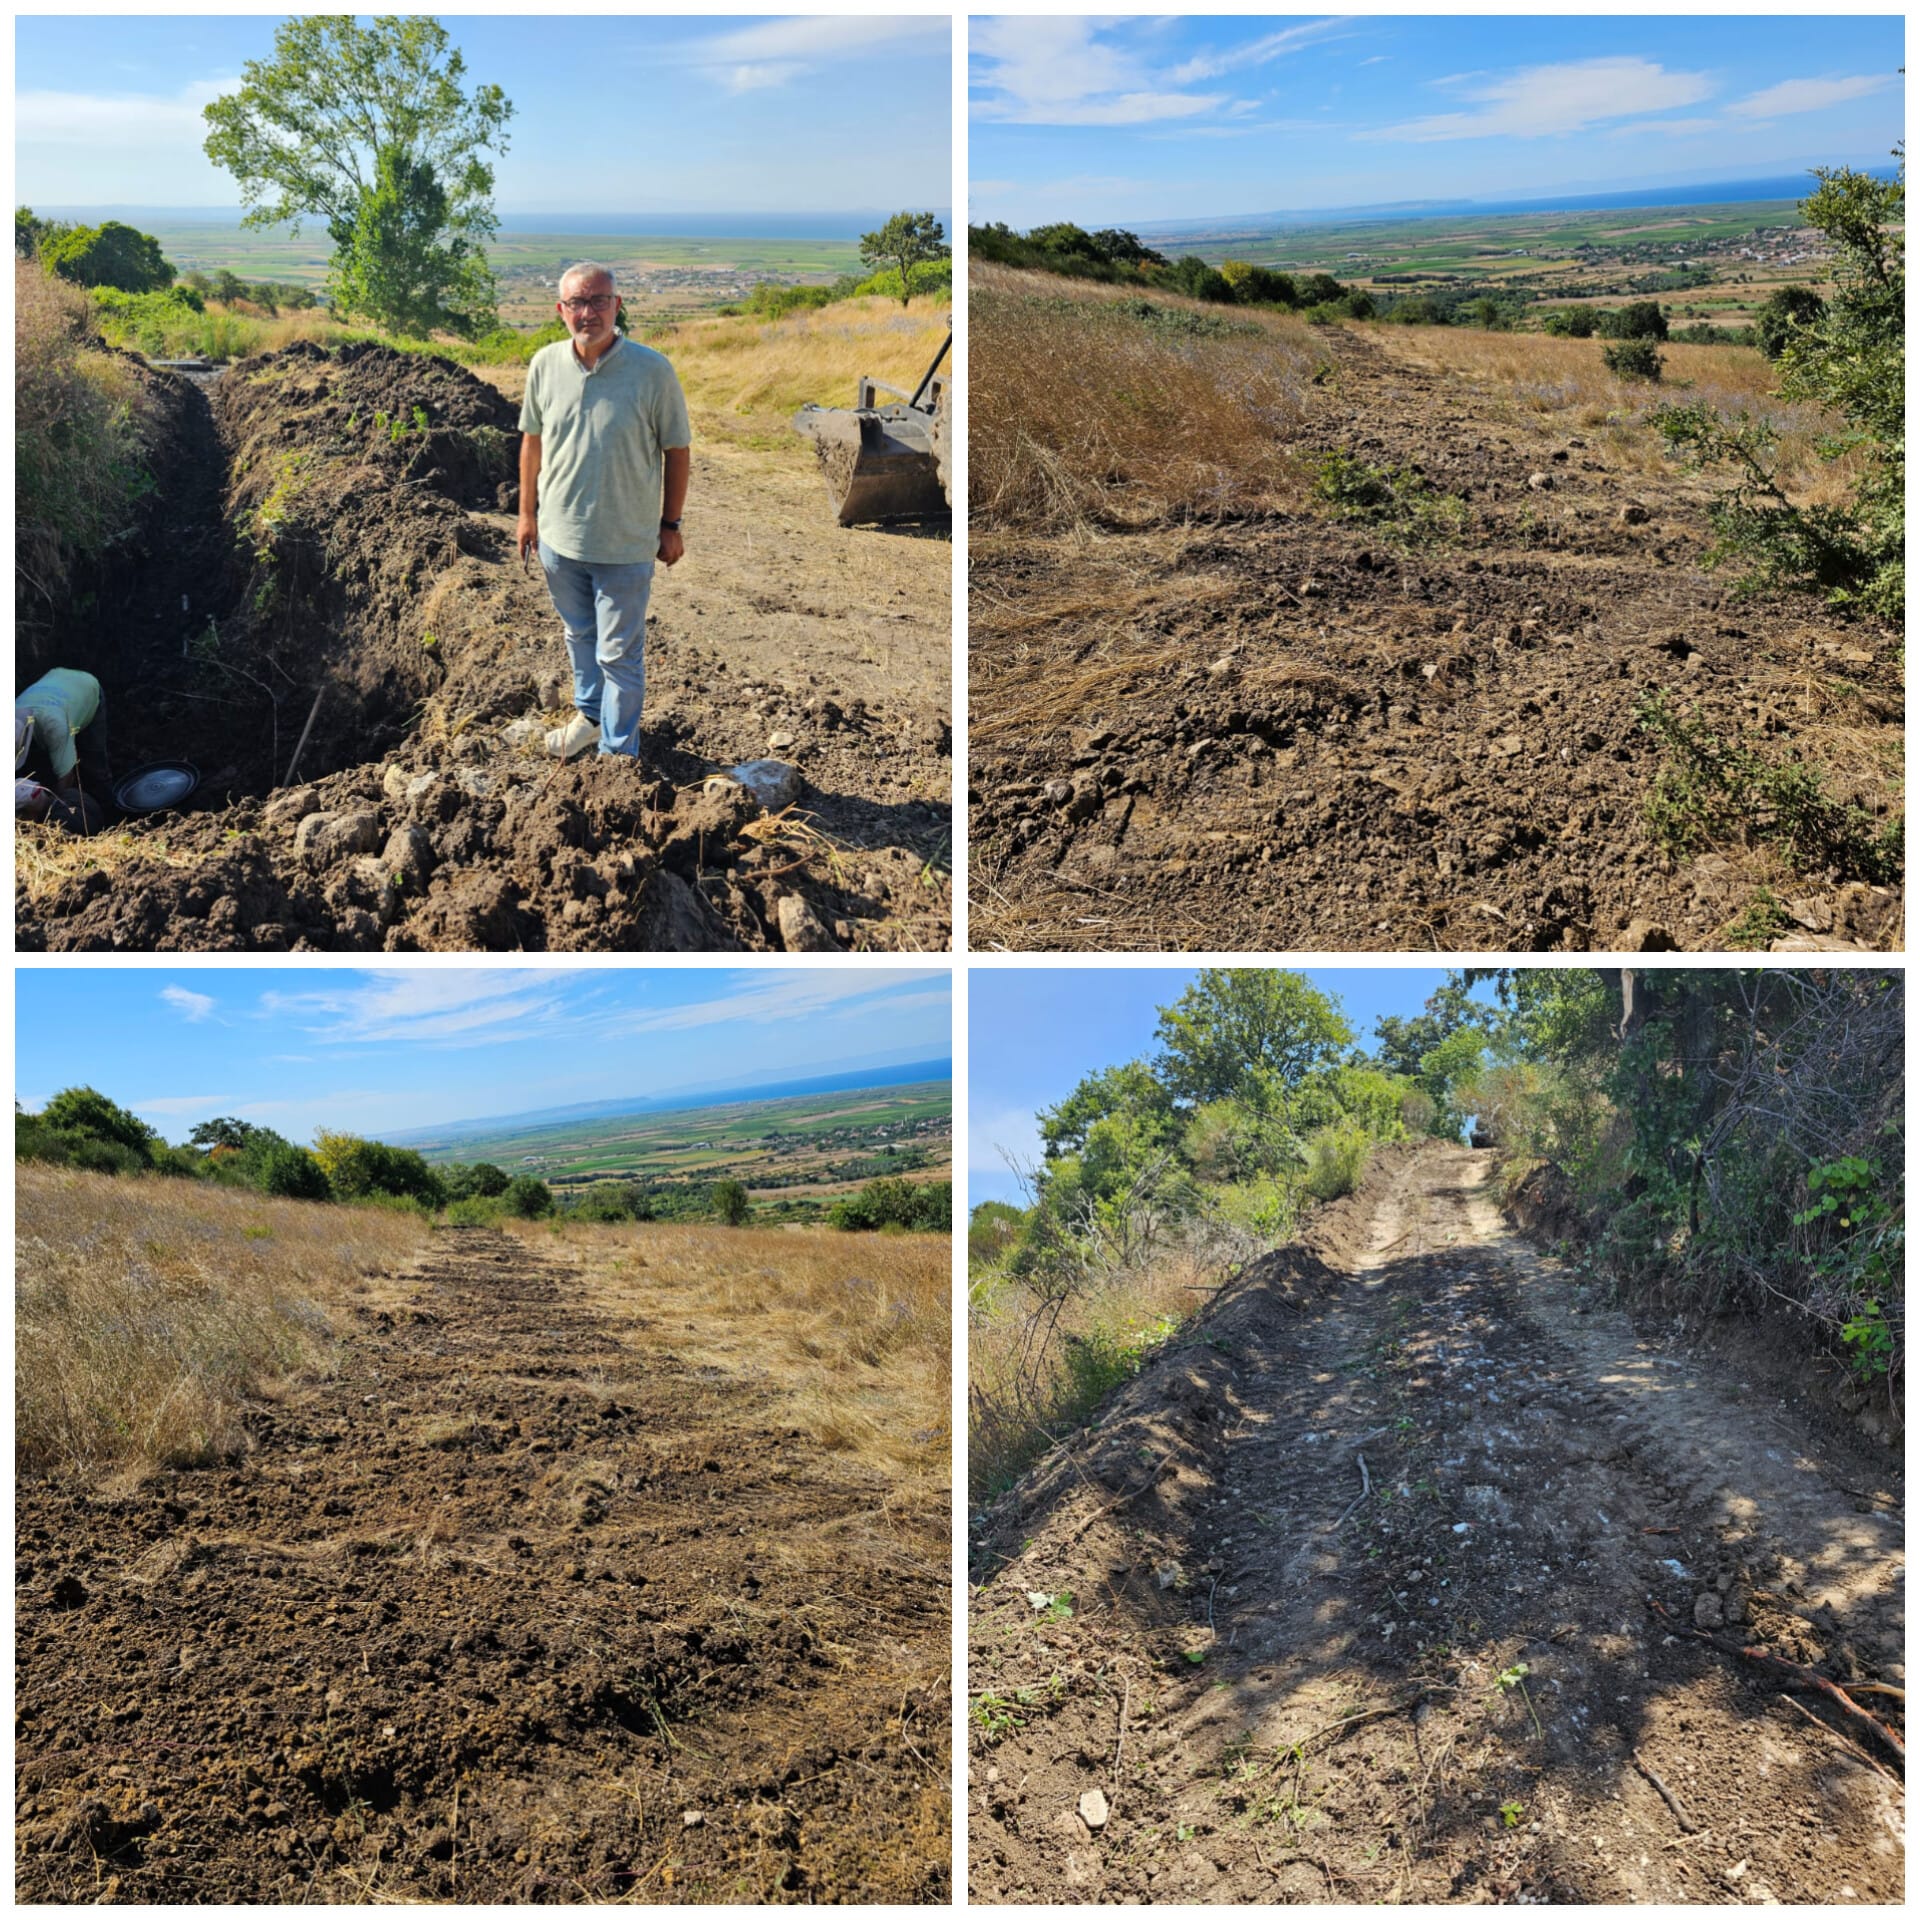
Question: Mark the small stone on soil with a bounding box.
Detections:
[1078,1789,1109,1832]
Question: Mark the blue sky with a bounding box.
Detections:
[16,15,952,214]
[969,15,1905,228]
[969,966,1503,1210]
[16,966,951,1146]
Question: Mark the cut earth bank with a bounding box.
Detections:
[969,1142,1902,1903]
[17,342,951,952]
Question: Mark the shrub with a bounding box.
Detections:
[443,1195,504,1227]
[42,219,175,293]
[568,1183,643,1223]
[501,1175,553,1219]
[311,1131,446,1207]
[1542,307,1597,339]
[39,1086,155,1160]
[1656,160,1902,623]
[1603,336,1663,381]
[1604,300,1669,341]
[829,1177,951,1233]
[1303,1125,1370,1200]
[443,1161,509,1201]
[1311,450,1468,544]
[1754,284,1826,359]
[969,1199,1028,1268]
[257,1144,331,1201]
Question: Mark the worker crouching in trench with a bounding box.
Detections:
[16,669,115,833]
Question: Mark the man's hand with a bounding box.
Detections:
[657,527,685,568]
[517,514,539,568]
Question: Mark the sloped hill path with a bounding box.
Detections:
[969,1145,1902,1902]
[18,1228,950,1903]
[970,322,1901,952]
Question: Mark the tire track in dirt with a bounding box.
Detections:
[18,1229,949,1903]
[969,1145,1901,1902]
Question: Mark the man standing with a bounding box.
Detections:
[516,261,691,761]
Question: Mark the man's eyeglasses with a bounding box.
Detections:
[559,294,616,312]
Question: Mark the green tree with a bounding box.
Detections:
[327,140,500,335]
[1154,969,1353,1116]
[1753,284,1826,359]
[258,1144,332,1200]
[42,221,175,293]
[444,1161,509,1200]
[15,206,75,261]
[188,1116,272,1153]
[858,210,946,307]
[501,1174,552,1218]
[202,15,513,338]
[40,1087,156,1160]
[1038,1060,1173,1160]
[1656,151,1903,622]
[1374,980,1498,1078]
[710,1178,751,1227]
[1604,300,1668,341]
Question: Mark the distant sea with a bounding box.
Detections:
[38,206,954,242]
[1136,168,1899,236]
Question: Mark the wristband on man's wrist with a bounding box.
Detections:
[661,519,681,532]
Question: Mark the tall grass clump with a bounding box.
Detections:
[970,263,1320,534]
[17,1163,430,1477]
[15,260,157,610]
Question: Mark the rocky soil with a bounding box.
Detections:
[969,1144,1903,1902]
[970,325,1902,952]
[17,1228,950,1903]
[17,343,950,952]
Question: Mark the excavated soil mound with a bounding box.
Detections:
[969,1145,1902,1903]
[971,325,1902,952]
[18,343,950,952]
[18,1230,949,1903]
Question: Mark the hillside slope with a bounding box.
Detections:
[970,296,1901,952]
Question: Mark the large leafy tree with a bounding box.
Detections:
[1154,969,1353,1114]
[859,210,946,306]
[42,220,175,293]
[202,16,512,337]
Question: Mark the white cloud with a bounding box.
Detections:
[671,16,948,92]
[15,76,234,148]
[135,1093,287,1117]
[260,970,585,1047]
[160,985,217,1023]
[972,17,1344,128]
[615,969,950,1036]
[1727,75,1891,119]
[1372,57,1713,142]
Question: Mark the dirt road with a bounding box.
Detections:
[970,324,1902,952]
[17,1229,950,1903]
[969,1145,1903,1902]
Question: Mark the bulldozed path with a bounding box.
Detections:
[969,1146,1903,1903]
[969,321,1902,952]
[17,1230,949,1903]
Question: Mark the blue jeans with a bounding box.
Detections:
[536,541,654,757]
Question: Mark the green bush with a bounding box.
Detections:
[1603,336,1663,381]
[443,1195,505,1227]
[1542,307,1597,339]
[1303,1125,1370,1200]
[320,1136,446,1208]
[443,1161,509,1201]
[969,1199,1028,1268]
[502,1175,553,1219]
[43,219,174,293]
[827,1176,950,1233]
[1603,300,1669,342]
[1753,284,1826,359]
[258,1144,331,1201]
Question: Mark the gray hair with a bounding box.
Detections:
[560,260,617,296]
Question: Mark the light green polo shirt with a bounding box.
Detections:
[15,669,101,780]
[519,336,691,565]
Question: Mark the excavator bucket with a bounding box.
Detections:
[792,331,953,528]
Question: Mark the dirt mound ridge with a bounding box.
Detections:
[17,342,951,951]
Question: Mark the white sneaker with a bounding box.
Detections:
[545,714,598,760]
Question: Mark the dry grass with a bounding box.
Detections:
[13,822,211,908]
[16,1164,431,1478]
[1368,323,1863,503]
[498,1217,950,1481]
[971,264,1322,535]
[969,1243,1221,1507]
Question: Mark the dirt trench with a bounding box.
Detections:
[968,1144,1903,1903]
[16,1229,951,1903]
[969,324,1902,953]
[17,343,951,952]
